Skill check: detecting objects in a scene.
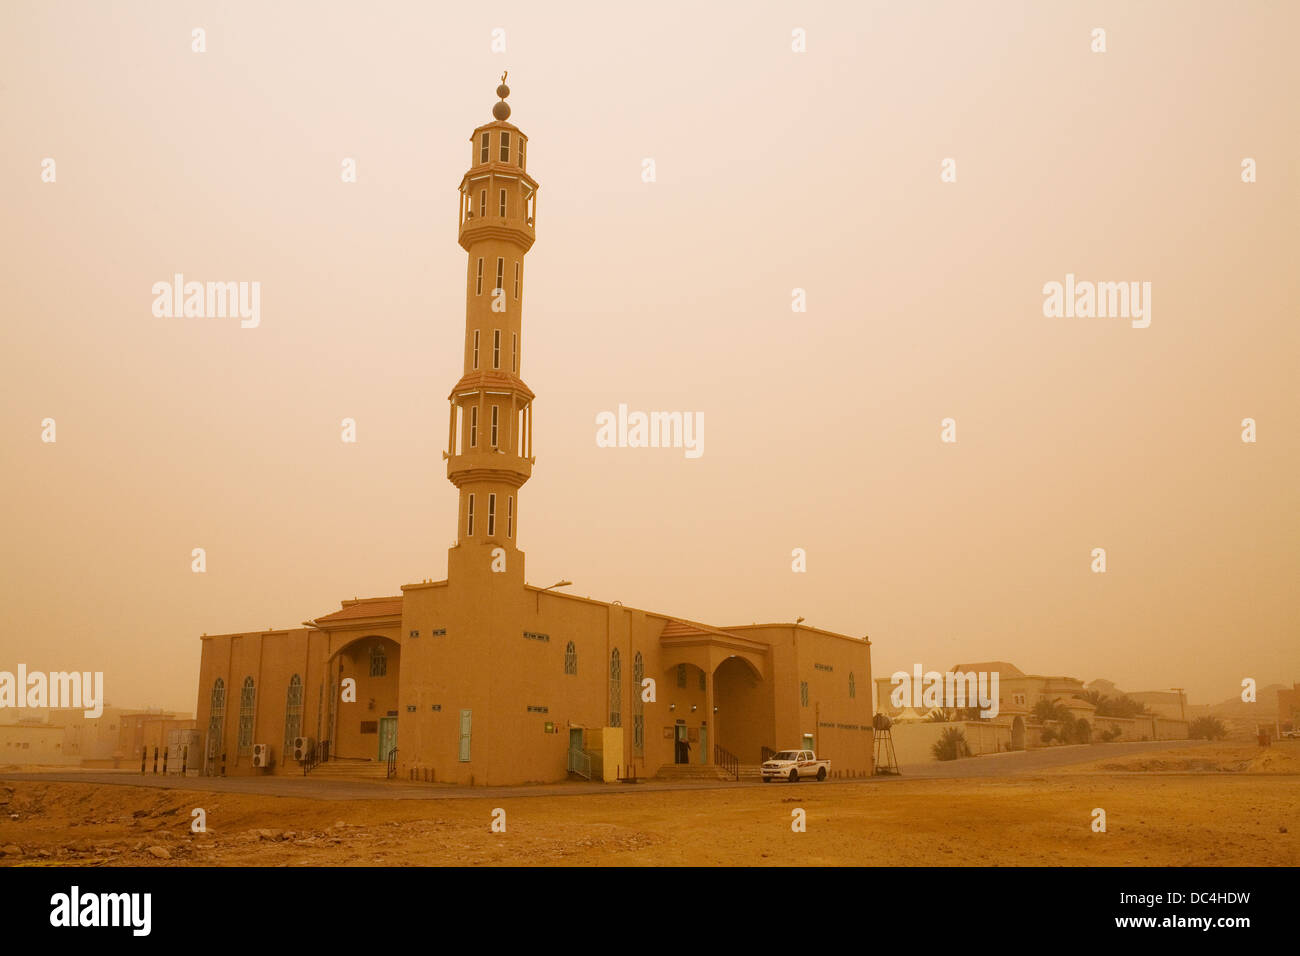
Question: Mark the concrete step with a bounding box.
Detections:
[653,763,734,781]
[307,758,390,780]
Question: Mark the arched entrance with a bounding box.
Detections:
[713,655,773,764]
[1011,716,1026,750]
[327,635,401,761]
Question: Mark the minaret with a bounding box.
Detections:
[446,76,537,578]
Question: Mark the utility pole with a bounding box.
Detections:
[1170,687,1186,721]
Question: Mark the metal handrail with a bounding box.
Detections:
[302,739,328,775]
[386,747,398,779]
[567,747,592,780]
[761,746,777,763]
[714,744,740,780]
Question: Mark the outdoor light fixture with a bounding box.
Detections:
[691,705,697,712]
[713,706,718,714]
[669,703,676,711]
[535,579,573,610]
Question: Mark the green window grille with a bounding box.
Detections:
[237,677,256,755]
[207,678,225,759]
[800,681,809,707]
[369,644,387,677]
[609,648,621,727]
[283,674,303,756]
[633,651,645,756]
[564,641,577,675]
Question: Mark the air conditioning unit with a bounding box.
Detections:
[292,737,315,762]
[252,743,272,768]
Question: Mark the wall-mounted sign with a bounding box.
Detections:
[544,721,554,734]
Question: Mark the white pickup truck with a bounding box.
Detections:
[760,749,830,783]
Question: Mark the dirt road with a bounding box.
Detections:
[1,741,1295,866]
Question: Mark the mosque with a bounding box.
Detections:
[193,81,874,785]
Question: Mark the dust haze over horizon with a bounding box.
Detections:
[1,1,1296,715]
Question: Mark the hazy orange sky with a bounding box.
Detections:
[2,1,1296,714]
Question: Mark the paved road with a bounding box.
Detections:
[0,739,1216,802]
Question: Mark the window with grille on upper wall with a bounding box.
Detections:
[849,672,856,698]
[564,641,577,675]
[800,681,809,707]
[369,644,387,677]
[677,663,686,688]
[492,330,501,369]
[475,259,483,296]
[487,494,496,536]
[499,189,507,218]
[472,329,480,368]
[467,494,475,536]
[480,132,490,164]
[490,405,499,446]
[500,131,510,163]
[469,405,478,447]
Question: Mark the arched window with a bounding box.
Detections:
[849,672,856,698]
[237,677,256,755]
[609,649,621,727]
[206,678,225,760]
[369,644,387,677]
[564,641,577,675]
[633,652,644,756]
[800,681,809,708]
[283,674,303,756]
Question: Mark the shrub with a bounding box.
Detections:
[931,727,968,761]
[1188,716,1227,740]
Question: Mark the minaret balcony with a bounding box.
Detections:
[458,216,535,253]
[446,449,532,488]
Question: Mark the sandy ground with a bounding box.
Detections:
[1,741,1296,866]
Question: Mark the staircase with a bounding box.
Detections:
[306,757,390,781]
